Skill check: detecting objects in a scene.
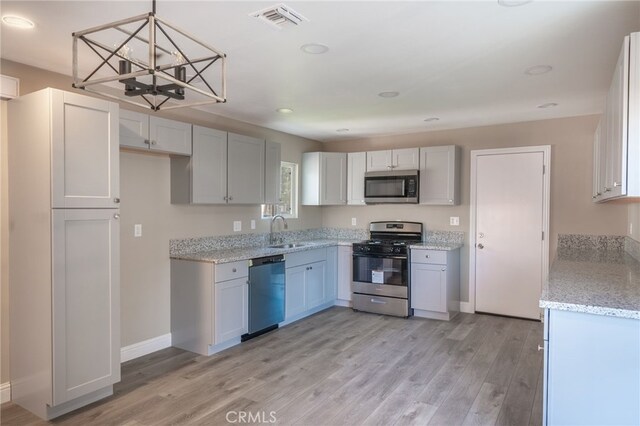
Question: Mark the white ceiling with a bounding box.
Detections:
[1,1,639,142]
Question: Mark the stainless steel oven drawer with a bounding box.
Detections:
[352,281,407,298]
[352,293,408,317]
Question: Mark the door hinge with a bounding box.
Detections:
[542,231,544,240]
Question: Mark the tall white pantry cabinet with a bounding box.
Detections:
[8,88,121,420]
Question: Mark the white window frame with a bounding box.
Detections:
[261,161,298,219]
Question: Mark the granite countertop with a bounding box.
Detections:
[540,248,640,319]
[170,239,360,263]
[409,242,463,251]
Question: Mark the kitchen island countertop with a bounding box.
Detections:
[540,248,640,319]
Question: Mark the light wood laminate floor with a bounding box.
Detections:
[1,307,544,425]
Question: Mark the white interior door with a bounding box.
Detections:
[472,148,548,320]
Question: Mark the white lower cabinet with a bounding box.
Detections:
[171,259,248,356]
[544,309,640,425]
[214,278,249,344]
[410,248,460,320]
[336,246,353,304]
[285,265,307,319]
[284,248,336,322]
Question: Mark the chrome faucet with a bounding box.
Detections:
[270,214,288,245]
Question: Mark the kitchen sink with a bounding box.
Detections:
[268,243,309,249]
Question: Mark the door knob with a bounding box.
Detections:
[114,197,120,204]
[477,243,484,249]
[113,213,120,219]
[537,345,544,352]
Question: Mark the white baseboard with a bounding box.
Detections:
[120,333,172,363]
[0,381,10,403]
[459,301,474,314]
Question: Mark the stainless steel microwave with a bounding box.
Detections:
[364,170,419,204]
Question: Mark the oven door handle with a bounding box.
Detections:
[352,253,407,260]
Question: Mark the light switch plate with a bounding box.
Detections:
[351,217,357,226]
[233,221,242,232]
[251,220,256,230]
[450,216,460,226]
[134,224,142,237]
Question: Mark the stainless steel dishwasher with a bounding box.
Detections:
[242,254,285,341]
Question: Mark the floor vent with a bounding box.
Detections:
[250,4,308,29]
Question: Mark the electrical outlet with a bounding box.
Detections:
[233,221,242,232]
[450,216,460,226]
[351,217,357,226]
[134,224,142,237]
[251,220,256,230]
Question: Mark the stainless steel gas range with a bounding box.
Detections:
[352,221,423,317]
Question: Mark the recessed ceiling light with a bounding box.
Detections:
[336,128,349,133]
[378,91,399,98]
[537,102,558,109]
[423,117,440,122]
[2,15,35,29]
[525,65,553,75]
[301,43,329,54]
[276,108,293,114]
[497,0,533,7]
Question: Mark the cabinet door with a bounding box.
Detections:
[603,36,629,199]
[410,263,446,313]
[285,265,306,320]
[347,152,366,205]
[51,90,120,208]
[320,153,347,205]
[305,261,326,310]
[227,133,265,204]
[52,209,120,405]
[419,145,459,205]
[149,116,192,155]
[191,126,228,204]
[214,277,248,343]
[325,247,338,303]
[393,148,420,170]
[366,150,392,171]
[265,141,282,204]
[337,246,353,301]
[119,109,150,150]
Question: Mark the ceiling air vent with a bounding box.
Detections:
[250,4,308,29]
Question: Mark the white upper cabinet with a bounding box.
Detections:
[302,152,347,205]
[366,148,419,171]
[594,32,640,202]
[51,90,120,209]
[347,152,366,205]
[119,109,192,156]
[227,133,265,204]
[171,128,267,205]
[419,145,460,205]
[265,141,282,204]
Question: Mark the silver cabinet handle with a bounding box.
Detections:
[370,298,387,304]
[232,268,237,273]
[613,182,620,187]
[113,213,120,219]
[604,187,612,192]
[309,266,312,270]
[441,268,446,272]
[114,197,120,204]
[228,196,233,201]
[150,140,157,145]
[537,345,544,352]
[477,243,484,249]
[223,196,228,201]
[425,255,430,258]
[246,280,250,285]
[592,195,597,199]
[448,200,453,203]
[144,139,150,145]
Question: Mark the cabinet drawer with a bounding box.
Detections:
[215,260,248,283]
[411,249,446,265]
[285,248,327,269]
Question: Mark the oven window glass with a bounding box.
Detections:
[365,178,405,197]
[352,256,407,286]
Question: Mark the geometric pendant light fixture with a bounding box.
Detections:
[72,0,226,111]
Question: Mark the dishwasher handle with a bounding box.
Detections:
[250,255,285,267]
